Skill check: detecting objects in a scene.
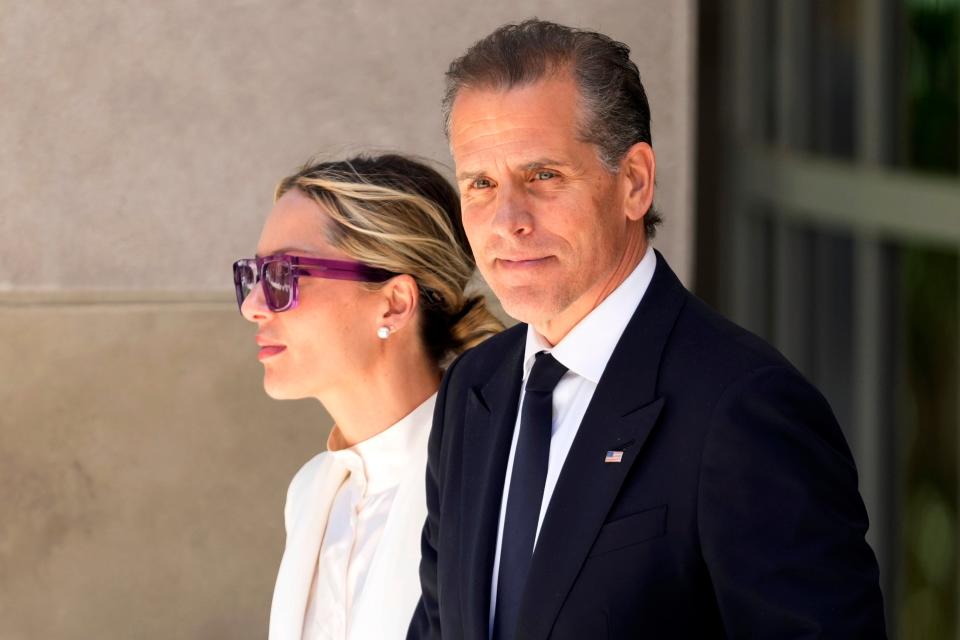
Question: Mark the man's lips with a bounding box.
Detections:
[494,256,554,270]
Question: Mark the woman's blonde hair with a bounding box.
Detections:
[275,153,503,365]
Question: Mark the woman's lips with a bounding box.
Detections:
[258,345,287,360]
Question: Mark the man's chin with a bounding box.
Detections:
[495,288,564,327]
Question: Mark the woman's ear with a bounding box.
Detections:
[377,274,420,336]
[619,141,656,223]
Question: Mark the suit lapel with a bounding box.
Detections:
[459,332,526,640]
[269,455,348,640]
[517,252,688,639]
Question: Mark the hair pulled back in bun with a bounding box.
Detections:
[276,153,504,365]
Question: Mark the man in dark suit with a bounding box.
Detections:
[409,19,886,639]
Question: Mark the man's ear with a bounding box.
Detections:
[378,274,420,335]
[619,141,656,222]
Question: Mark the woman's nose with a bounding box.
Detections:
[240,280,273,323]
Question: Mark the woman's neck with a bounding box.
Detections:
[322,352,441,449]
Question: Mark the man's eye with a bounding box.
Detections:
[534,170,557,181]
[472,178,493,189]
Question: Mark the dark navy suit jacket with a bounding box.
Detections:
[408,252,886,639]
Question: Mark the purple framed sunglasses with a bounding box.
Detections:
[232,253,398,313]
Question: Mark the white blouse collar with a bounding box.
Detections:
[326,392,437,496]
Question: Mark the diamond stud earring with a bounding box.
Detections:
[377,326,392,339]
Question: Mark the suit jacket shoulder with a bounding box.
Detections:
[446,322,526,383]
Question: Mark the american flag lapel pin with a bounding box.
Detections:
[604,450,624,463]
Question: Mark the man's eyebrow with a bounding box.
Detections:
[455,169,486,182]
[523,158,569,170]
[456,158,571,181]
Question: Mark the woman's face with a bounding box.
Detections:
[241,189,385,401]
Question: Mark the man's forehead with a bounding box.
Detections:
[450,82,583,168]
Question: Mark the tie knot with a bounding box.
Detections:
[525,351,568,394]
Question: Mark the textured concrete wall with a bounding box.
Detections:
[0,2,695,638]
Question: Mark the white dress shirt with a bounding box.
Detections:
[301,394,437,640]
[488,246,657,635]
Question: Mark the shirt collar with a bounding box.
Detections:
[326,392,437,495]
[523,245,657,384]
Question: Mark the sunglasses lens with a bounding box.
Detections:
[233,261,257,311]
[263,260,294,311]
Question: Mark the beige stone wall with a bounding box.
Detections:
[0,2,695,638]
[0,295,324,638]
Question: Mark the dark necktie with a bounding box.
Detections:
[492,351,569,640]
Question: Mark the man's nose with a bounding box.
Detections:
[491,181,534,237]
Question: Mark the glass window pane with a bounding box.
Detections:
[897,244,958,640]
[901,0,959,173]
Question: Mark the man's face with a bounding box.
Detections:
[449,74,637,339]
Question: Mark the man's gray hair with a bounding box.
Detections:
[443,19,662,237]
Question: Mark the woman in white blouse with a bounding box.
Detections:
[234,154,502,640]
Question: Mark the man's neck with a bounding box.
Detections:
[534,233,648,346]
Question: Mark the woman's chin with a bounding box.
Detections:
[263,375,305,401]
